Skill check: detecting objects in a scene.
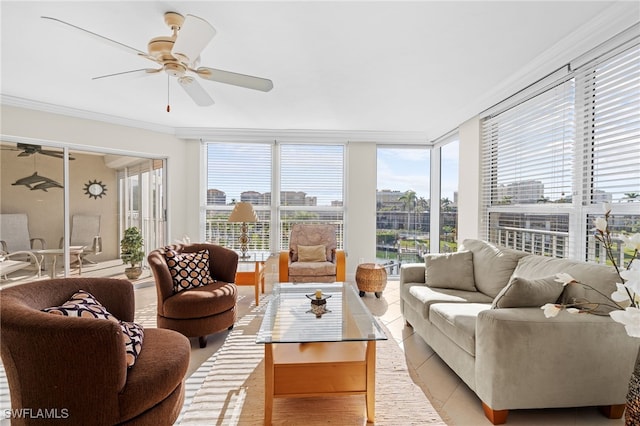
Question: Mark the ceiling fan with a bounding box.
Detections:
[41,12,273,108]
[1,143,75,160]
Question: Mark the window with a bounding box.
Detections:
[204,142,345,255]
[205,142,272,253]
[578,43,640,262]
[376,147,430,270]
[279,144,345,251]
[439,138,459,253]
[481,36,639,260]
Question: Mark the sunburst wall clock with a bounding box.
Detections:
[84,180,107,199]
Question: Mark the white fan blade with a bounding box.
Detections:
[92,68,162,80]
[178,76,214,106]
[195,67,274,92]
[42,16,158,63]
[172,15,216,66]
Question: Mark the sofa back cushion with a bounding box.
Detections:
[512,255,620,313]
[425,251,476,291]
[460,239,530,298]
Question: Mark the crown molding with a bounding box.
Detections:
[175,127,429,145]
[1,94,174,135]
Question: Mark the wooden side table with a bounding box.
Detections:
[355,263,387,298]
[235,261,265,306]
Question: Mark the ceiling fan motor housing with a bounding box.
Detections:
[148,36,187,77]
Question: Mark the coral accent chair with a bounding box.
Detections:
[0,277,190,426]
[147,243,238,348]
[279,224,346,283]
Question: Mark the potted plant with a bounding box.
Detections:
[120,226,145,280]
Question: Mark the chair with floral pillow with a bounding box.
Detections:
[147,243,239,348]
[279,223,346,283]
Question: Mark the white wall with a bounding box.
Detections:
[345,142,377,279]
[457,116,482,242]
[0,105,194,245]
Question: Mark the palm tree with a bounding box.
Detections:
[399,190,418,247]
[441,197,452,212]
[624,192,639,202]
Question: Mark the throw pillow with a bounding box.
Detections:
[491,275,564,309]
[297,245,327,262]
[164,248,214,293]
[43,290,145,368]
[425,251,476,291]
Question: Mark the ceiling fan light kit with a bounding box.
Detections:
[42,11,273,110]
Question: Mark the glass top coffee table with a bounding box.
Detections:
[256,282,387,424]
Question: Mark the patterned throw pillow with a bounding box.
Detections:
[43,290,144,368]
[164,248,214,293]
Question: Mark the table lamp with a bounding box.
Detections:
[228,202,258,259]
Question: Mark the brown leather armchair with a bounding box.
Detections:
[279,223,346,283]
[0,277,190,426]
[147,243,238,348]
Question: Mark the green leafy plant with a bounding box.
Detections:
[120,227,145,268]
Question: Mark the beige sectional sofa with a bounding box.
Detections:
[400,239,640,424]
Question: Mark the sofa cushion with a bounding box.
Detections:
[425,251,476,291]
[289,261,336,277]
[163,282,237,319]
[297,245,328,262]
[512,255,620,313]
[491,275,564,309]
[117,328,190,422]
[430,303,490,356]
[460,239,530,298]
[164,249,214,293]
[406,284,493,320]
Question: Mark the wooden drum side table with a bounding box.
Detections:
[355,263,387,298]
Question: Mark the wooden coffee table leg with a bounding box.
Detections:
[264,343,274,425]
[366,340,376,422]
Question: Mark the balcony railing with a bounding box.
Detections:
[491,225,628,265]
[204,218,344,254]
[491,226,569,258]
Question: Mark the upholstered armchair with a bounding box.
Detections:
[279,223,346,283]
[0,277,190,426]
[147,243,238,348]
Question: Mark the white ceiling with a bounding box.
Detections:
[1,1,637,140]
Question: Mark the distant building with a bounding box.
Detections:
[377,189,404,209]
[240,191,263,205]
[207,189,226,205]
[498,180,544,204]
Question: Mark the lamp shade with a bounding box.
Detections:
[228,202,258,223]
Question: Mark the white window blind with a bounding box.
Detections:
[279,144,344,207]
[576,43,640,204]
[206,142,272,206]
[481,79,575,207]
[205,142,272,251]
[279,144,345,250]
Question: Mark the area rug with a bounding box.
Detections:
[179,296,447,425]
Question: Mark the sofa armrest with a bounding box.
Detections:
[400,262,426,285]
[475,307,640,411]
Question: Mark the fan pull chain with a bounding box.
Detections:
[166,75,171,113]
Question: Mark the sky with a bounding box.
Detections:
[207,141,459,204]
